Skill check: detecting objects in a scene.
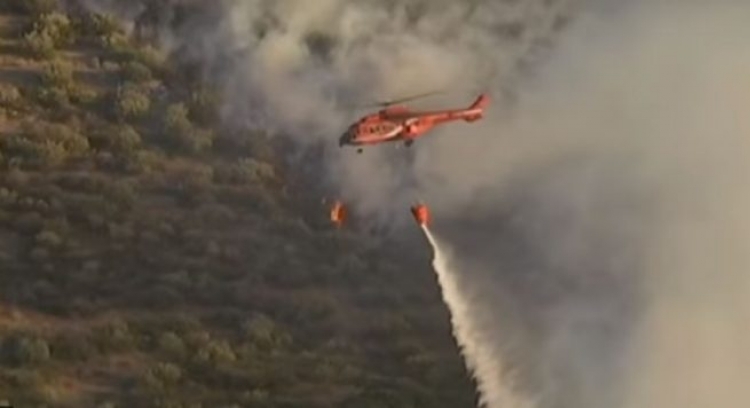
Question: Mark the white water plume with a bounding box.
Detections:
[422,225,531,408]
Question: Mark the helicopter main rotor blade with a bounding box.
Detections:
[356,89,445,109]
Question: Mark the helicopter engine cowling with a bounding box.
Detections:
[403,119,419,135]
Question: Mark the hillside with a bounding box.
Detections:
[0,2,475,407]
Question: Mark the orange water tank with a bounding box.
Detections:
[330,200,346,228]
[410,204,430,226]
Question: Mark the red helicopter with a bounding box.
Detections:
[338,91,490,153]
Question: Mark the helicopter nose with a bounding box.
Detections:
[338,131,350,147]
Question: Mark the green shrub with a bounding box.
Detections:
[0,84,22,107]
[163,103,214,153]
[111,124,142,153]
[114,83,151,121]
[23,30,56,59]
[128,45,166,72]
[22,12,74,59]
[99,31,165,73]
[125,150,164,174]
[157,332,187,359]
[80,12,125,38]
[99,31,130,52]
[241,314,292,350]
[2,122,90,168]
[40,59,74,89]
[215,129,276,162]
[121,61,153,83]
[143,362,182,390]
[215,158,276,185]
[27,122,89,155]
[194,339,236,366]
[12,211,44,234]
[50,332,97,362]
[188,87,220,126]
[34,12,74,46]
[36,86,71,110]
[103,180,137,209]
[69,85,100,106]
[92,124,143,157]
[38,60,85,110]
[3,135,65,168]
[164,103,190,133]
[35,229,63,248]
[94,318,136,353]
[1,335,51,366]
[0,188,19,207]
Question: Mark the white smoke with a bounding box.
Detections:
[425,1,750,408]
[133,0,579,222]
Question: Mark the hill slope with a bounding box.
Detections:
[0,3,475,407]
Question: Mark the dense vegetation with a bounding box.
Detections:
[0,2,476,407]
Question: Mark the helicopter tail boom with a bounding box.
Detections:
[469,93,490,111]
[462,93,490,122]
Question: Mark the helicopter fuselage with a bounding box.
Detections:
[338,94,489,149]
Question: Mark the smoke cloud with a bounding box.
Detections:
[425,1,750,407]
[71,0,750,407]
[71,0,577,225]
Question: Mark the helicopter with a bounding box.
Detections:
[338,91,490,153]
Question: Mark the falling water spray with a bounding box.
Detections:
[421,225,531,408]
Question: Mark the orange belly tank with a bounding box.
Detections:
[410,204,430,226]
[330,200,347,228]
